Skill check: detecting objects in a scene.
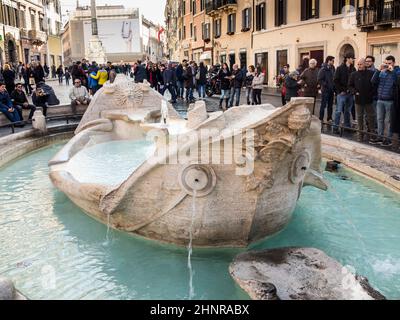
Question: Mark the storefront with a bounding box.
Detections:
[367,29,400,65]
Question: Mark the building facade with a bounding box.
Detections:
[62,4,165,65]
[165,0,393,86]
[0,0,63,67]
[357,0,400,64]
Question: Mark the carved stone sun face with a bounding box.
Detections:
[114,80,144,108]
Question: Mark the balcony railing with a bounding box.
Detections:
[205,0,237,15]
[28,30,47,42]
[357,1,400,28]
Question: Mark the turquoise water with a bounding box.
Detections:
[0,143,399,300]
[66,140,155,186]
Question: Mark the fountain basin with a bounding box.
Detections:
[48,75,327,247]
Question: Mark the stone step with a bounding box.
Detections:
[0,104,88,127]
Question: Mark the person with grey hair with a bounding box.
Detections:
[348,58,376,142]
[299,58,319,114]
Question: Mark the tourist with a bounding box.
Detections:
[297,56,310,75]
[277,64,290,106]
[163,63,177,104]
[21,64,31,95]
[318,56,335,123]
[176,61,185,100]
[371,55,400,147]
[64,67,71,86]
[71,61,86,87]
[0,82,22,126]
[88,69,99,96]
[90,65,108,91]
[69,79,91,115]
[43,62,49,78]
[10,83,36,122]
[365,55,377,72]
[34,62,46,84]
[157,64,166,95]
[196,62,207,100]
[2,64,16,95]
[348,58,376,142]
[217,62,231,111]
[56,65,64,84]
[245,65,255,105]
[229,64,244,108]
[183,61,194,103]
[252,68,265,105]
[333,54,356,133]
[17,62,23,81]
[134,60,147,83]
[285,71,300,103]
[299,58,319,114]
[51,65,57,79]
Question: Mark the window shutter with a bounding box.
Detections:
[315,0,320,19]
[242,9,245,29]
[301,0,307,21]
[283,0,287,25]
[275,0,279,26]
[249,8,252,29]
[332,0,339,15]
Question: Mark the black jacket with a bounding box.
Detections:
[334,63,356,94]
[197,65,208,85]
[218,69,231,90]
[10,90,28,105]
[230,69,244,89]
[285,76,300,101]
[391,75,400,134]
[134,64,147,83]
[163,68,177,86]
[348,70,375,105]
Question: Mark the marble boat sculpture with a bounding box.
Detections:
[49,75,327,247]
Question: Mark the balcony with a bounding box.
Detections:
[28,30,47,43]
[357,1,400,31]
[205,0,237,17]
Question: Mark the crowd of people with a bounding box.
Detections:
[0,61,61,126]
[1,55,399,148]
[276,54,400,147]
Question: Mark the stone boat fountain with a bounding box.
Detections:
[49,75,327,247]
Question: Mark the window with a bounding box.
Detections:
[332,0,355,15]
[200,0,205,11]
[214,19,221,38]
[19,9,26,28]
[242,8,251,31]
[194,26,197,41]
[256,2,266,30]
[190,23,193,38]
[275,0,287,26]
[39,16,44,31]
[31,12,36,30]
[301,0,319,20]
[276,50,288,76]
[227,13,236,35]
[182,0,186,15]
[179,28,182,40]
[192,0,196,14]
[183,25,186,39]
[202,23,210,40]
[14,8,19,27]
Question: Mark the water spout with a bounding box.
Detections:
[187,190,197,300]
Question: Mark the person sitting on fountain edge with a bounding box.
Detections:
[0,82,23,127]
[10,83,36,123]
[69,78,91,115]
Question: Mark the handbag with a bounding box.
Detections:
[195,71,200,81]
[29,77,35,85]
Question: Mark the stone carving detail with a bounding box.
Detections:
[288,107,312,132]
[114,81,144,108]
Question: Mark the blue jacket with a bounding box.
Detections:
[0,91,13,108]
[317,63,335,92]
[163,68,177,85]
[372,66,400,101]
[88,72,98,89]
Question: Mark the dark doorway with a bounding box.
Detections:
[339,44,355,63]
[276,49,288,75]
[7,40,16,65]
[24,49,30,65]
[310,50,324,67]
[255,52,268,84]
[239,52,247,70]
[229,53,235,70]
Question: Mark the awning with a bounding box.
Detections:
[200,52,211,60]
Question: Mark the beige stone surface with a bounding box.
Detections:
[48,76,328,247]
